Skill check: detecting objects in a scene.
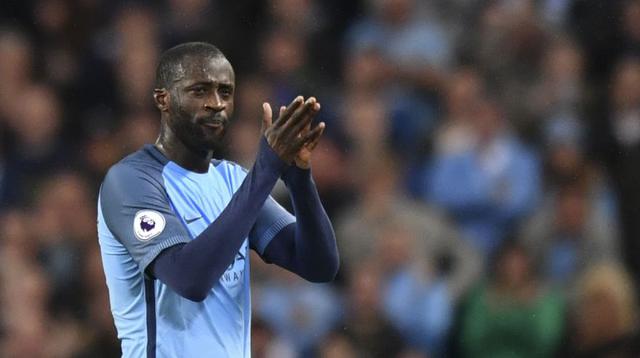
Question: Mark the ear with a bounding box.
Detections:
[153,89,169,112]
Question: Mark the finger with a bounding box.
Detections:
[279,106,286,118]
[300,121,325,146]
[261,102,272,135]
[300,120,312,137]
[274,96,304,127]
[292,100,321,135]
[294,102,320,136]
[282,97,317,136]
[306,122,325,150]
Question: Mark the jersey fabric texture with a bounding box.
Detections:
[97,144,295,358]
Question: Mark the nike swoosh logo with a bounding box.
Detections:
[184,216,202,224]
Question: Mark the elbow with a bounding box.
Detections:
[183,292,208,303]
[304,255,340,283]
[311,267,339,283]
[176,283,210,302]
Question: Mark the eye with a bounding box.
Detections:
[190,87,207,96]
[219,86,233,97]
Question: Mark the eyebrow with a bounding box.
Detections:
[185,80,234,88]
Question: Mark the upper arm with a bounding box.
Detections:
[99,163,191,273]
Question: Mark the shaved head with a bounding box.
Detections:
[155,42,225,89]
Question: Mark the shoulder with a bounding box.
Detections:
[102,146,168,193]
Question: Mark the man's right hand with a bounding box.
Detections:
[261,96,323,164]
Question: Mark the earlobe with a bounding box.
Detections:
[154,89,169,112]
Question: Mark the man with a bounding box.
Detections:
[97,42,339,357]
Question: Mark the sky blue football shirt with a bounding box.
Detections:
[97,144,295,358]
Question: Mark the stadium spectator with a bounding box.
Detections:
[253,268,341,355]
[346,0,453,83]
[251,317,296,358]
[456,240,565,358]
[0,28,33,121]
[427,95,541,257]
[333,261,406,358]
[32,172,96,317]
[594,58,640,290]
[0,211,50,357]
[336,153,480,299]
[373,220,454,355]
[4,85,72,203]
[561,263,640,357]
[520,179,620,286]
[316,330,358,358]
[522,36,586,142]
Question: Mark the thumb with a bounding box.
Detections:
[261,102,272,135]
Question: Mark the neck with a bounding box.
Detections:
[155,122,213,173]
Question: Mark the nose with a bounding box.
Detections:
[204,93,225,112]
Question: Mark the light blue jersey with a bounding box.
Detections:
[97,145,295,358]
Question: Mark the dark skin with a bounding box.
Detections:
[153,55,324,172]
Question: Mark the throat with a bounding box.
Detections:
[155,139,213,173]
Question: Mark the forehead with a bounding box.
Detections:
[175,55,235,85]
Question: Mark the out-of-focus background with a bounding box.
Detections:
[1,0,640,357]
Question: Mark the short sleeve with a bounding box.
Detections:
[249,196,296,255]
[223,161,295,255]
[99,163,191,272]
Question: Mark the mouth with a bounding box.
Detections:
[201,117,227,129]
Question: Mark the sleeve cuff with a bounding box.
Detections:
[139,235,192,274]
[282,165,312,186]
[254,217,296,255]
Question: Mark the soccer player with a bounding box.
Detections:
[97,42,339,357]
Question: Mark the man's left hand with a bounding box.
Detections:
[276,98,325,169]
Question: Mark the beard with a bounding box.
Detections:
[169,105,228,156]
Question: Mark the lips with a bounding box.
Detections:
[202,121,224,129]
[201,117,227,129]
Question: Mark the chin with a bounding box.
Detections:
[204,136,228,154]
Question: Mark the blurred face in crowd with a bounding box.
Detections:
[624,0,640,41]
[548,144,584,181]
[158,55,235,153]
[262,31,304,77]
[543,40,583,83]
[375,224,414,272]
[0,31,32,86]
[575,266,637,349]
[344,49,388,91]
[379,0,413,26]
[319,332,357,358]
[349,264,382,319]
[13,85,61,148]
[473,98,504,145]
[495,245,533,290]
[445,68,482,120]
[577,289,622,347]
[555,187,587,235]
[612,59,640,110]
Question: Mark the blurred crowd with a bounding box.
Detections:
[2,0,640,357]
